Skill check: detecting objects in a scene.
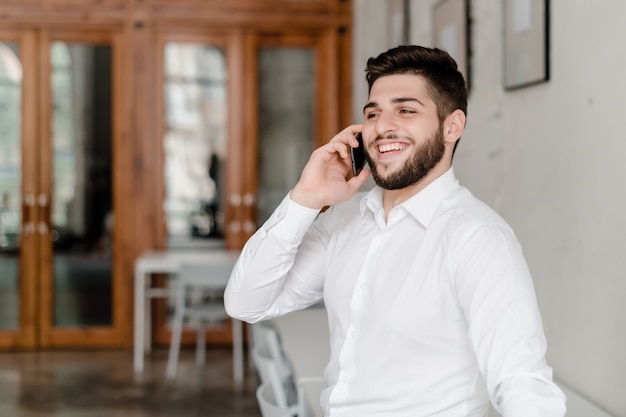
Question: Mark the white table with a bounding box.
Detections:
[271,307,329,417]
[133,249,242,377]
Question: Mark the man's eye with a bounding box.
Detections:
[365,112,379,119]
[400,109,416,114]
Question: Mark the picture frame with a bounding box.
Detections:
[433,0,471,91]
[503,0,550,90]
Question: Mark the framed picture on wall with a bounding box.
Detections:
[433,0,471,91]
[503,0,550,90]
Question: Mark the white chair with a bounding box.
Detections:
[252,344,296,411]
[166,262,243,383]
[257,324,294,384]
[254,323,325,417]
[256,382,295,417]
[295,376,326,417]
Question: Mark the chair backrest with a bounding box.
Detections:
[250,322,265,351]
[252,345,290,408]
[179,260,235,289]
[252,344,273,383]
[257,324,293,382]
[255,325,298,407]
[256,383,294,417]
[172,261,235,319]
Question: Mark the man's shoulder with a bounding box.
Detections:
[440,185,515,236]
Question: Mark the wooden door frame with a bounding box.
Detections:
[0,29,39,349]
[150,27,343,348]
[35,27,127,347]
[153,27,246,252]
[239,28,342,246]
[152,28,247,347]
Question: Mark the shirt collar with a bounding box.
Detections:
[360,168,457,228]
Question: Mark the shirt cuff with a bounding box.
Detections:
[262,192,321,241]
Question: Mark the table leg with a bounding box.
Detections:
[233,319,244,383]
[133,267,145,373]
[144,287,151,354]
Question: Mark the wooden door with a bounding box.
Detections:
[0,29,38,348]
[242,29,342,240]
[152,28,246,346]
[150,27,342,347]
[0,27,126,348]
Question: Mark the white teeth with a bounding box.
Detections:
[379,143,406,153]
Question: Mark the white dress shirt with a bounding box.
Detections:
[225,168,566,417]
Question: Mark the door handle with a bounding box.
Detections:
[22,193,51,236]
[23,222,35,235]
[22,194,36,234]
[37,193,49,207]
[24,194,36,207]
[37,194,51,235]
[37,221,49,235]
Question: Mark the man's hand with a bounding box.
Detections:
[290,125,371,209]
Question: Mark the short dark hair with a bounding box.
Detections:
[365,45,468,123]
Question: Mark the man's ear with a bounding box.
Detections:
[443,109,466,145]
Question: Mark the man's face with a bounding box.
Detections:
[362,74,445,190]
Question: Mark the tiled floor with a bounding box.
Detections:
[0,348,261,417]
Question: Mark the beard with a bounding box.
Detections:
[365,123,445,190]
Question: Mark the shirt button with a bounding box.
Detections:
[351,331,356,338]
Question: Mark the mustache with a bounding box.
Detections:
[374,133,408,142]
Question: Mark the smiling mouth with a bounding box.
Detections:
[378,142,408,153]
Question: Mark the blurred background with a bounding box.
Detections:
[0,0,624,416]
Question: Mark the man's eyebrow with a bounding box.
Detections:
[363,97,425,113]
[363,101,378,113]
[392,97,426,107]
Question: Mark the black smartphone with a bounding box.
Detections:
[350,133,366,176]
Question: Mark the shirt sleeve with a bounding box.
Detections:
[224,193,327,323]
[452,222,567,417]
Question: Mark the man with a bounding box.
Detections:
[225,45,566,417]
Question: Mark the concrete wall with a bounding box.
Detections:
[353,1,626,416]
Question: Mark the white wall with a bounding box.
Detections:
[354,1,626,416]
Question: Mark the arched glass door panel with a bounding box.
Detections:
[49,41,113,327]
[0,41,22,331]
[257,47,315,225]
[163,42,228,248]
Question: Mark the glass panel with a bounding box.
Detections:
[51,42,113,327]
[257,47,314,224]
[163,42,228,248]
[0,41,22,330]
